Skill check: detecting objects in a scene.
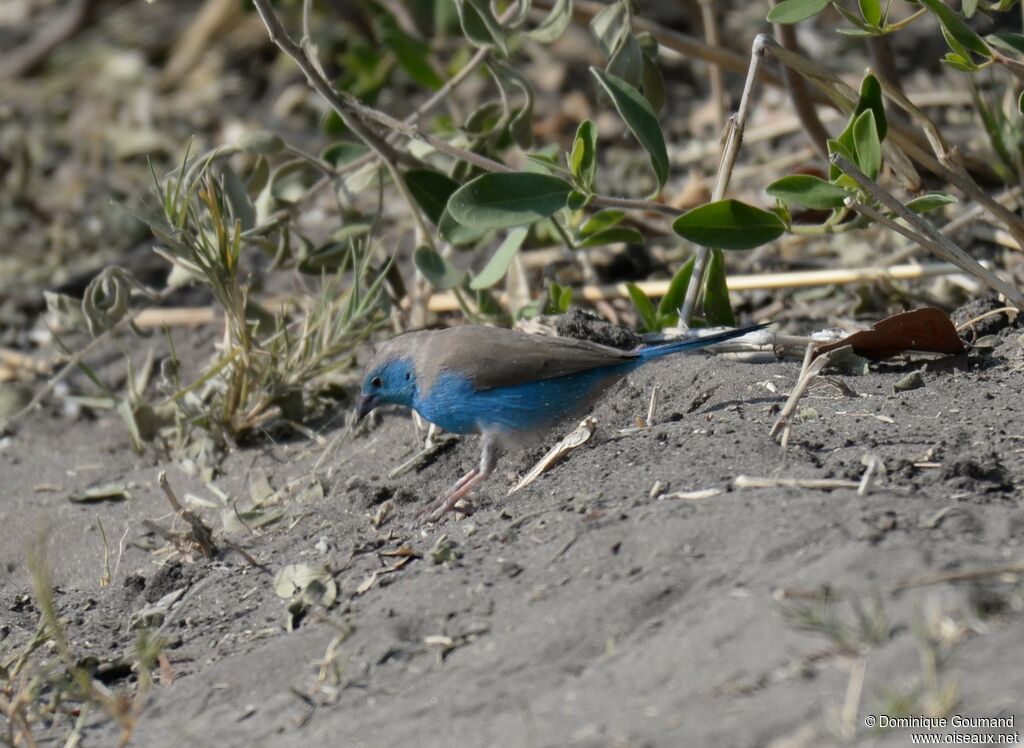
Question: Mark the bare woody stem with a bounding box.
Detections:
[834,153,1024,308]
[770,0,829,158]
[678,34,769,326]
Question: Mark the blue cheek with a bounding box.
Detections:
[413,365,634,435]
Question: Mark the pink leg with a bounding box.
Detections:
[418,435,501,523]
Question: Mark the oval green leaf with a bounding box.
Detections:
[671,199,787,250]
[569,119,598,190]
[703,248,736,326]
[852,109,882,180]
[448,172,573,230]
[858,0,882,27]
[767,0,831,24]
[854,74,887,142]
[528,0,572,43]
[657,256,695,318]
[577,226,644,247]
[987,32,1024,57]
[579,209,625,236]
[470,227,529,289]
[904,192,958,214]
[917,0,990,58]
[590,67,669,188]
[766,174,851,210]
[404,168,460,225]
[626,282,658,332]
[413,245,463,290]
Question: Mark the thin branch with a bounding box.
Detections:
[698,0,727,139]
[678,34,769,325]
[835,153,1024,308]
[770,0,829,157]
[252,0,670,220]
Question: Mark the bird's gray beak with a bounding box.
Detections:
[356,393,379,421]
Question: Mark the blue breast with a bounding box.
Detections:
[414,363,636,435]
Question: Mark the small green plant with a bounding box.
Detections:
[115,146,391,449]
[781,587,891,654]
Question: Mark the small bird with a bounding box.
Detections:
[357,323,764,520]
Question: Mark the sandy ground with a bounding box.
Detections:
[2,310,1023,747]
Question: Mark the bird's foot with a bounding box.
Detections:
[418,467,486,523]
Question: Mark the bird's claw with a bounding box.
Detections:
[417,466,485,523]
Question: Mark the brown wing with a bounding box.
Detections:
[372,326,638,393]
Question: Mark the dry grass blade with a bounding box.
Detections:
[734,476,861,491]
[770,343,835,448]
[509,417,597,495]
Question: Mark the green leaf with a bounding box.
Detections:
[656,256,695,318]
[904,192,958,213]
[626,282,658,332]
[766,174,851,209]
[987,32,1024,57]
[321,141,370,167]
[917,0,990,58]
[1019,90,1024,115]
[528,0,573,43]
[455,0,509,55]
[493,62,536,149]
[577,226,644,247]
[834,4,878,33]
[470,227,529,289]
[413,245,463,290]
[579,209,624,236]
[703,249,735,326]
[461,101,504,135]
[548,282,572,313]
[854,74,887,141]
[852,110,882,180]
[589,2,627,55]
[858,0,882,27]
[641,51,666,114]
[828,137,859,182]
[447,172,573,229]
[767,0,831,24]
[671,199,787,250]
[569,120,598,190]
[942,52,977,71]
[939,24,974,65]
[404,169,460,225]
[962,0,978,17]
[607,33,644,91]
[438,210,490,246]
[566,190,590,211]
[378,15,444,90]
[590,67,669,188]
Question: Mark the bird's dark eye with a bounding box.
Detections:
[404,372,411,381]
[371,376,382,388]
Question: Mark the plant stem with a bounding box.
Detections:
[678,34,768,326]
[834,153,1024,307]
[770,0,829,158]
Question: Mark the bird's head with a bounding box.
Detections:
[356,356,417,421]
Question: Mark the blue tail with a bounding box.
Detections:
[636,323,769,361]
